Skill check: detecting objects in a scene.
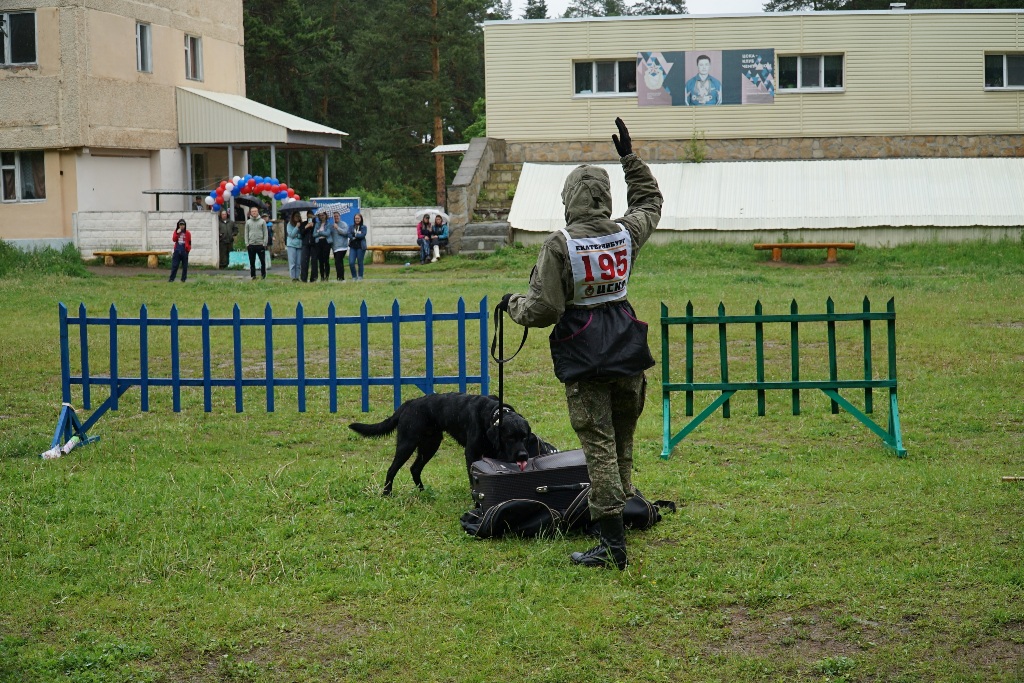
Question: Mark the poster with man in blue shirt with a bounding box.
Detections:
[684,52,723,106]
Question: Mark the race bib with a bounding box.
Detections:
[559,225,632,306]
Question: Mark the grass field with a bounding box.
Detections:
[1,240,1022,682]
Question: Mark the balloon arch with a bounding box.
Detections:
[204,174,301,212]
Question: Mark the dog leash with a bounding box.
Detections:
[490,300,528,456]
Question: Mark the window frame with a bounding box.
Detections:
[184,33,203,81]
[1,151,46,203]
[136,22,152,73]
[572,59,637,98]
[0,11,38,66]
[984,53,1024,90]
[777,53,845,92]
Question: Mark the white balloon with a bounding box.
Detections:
[224,183,234,192]
[232,175,241,184]
[204,196,214,205]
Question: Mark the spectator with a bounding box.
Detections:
[432,214,449,262]
[245,206,268,280]
[191,196,204,211]
[263,212,274,253]
[313,209,332,282]
[168,219,192,282]
[348,213,367,281]
[331,211,350,282]
[300,212,316,282]
[416,213,436,265]
[285,212,303,281]
[217,209,236,269]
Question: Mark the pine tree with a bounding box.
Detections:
[601,0,631,15]
[630,0,687,14]
[563,0,602,17]
[522,0,549,19]
[487,0,512,20]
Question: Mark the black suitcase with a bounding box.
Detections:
[471,449,591,511]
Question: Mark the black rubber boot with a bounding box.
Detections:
[570,515,627,570]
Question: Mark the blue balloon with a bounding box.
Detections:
[269,178,279,186]
[209,190,217,197]
[254,176,264,184]
[243,174,252,183]
[231,187,241,196]
[213,203,222,211]
[274,191,287,200]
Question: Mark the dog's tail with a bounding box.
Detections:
[349,408,402,438]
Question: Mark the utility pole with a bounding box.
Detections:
[431,0,446,207]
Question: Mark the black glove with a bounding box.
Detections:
[497,293,513,312]
[612,117,633,157]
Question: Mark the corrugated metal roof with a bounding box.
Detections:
[432,143,470,155]
[508,158,1024,232]
[176,87,347,148]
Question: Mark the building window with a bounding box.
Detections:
[574,60,636,96]
[136,23,152,73]
[778,54,843,91]
[184,34,202,81]
[1,151,46,202]
[985,54,1024,89]
[0,12,37,66]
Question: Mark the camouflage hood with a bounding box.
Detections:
[561,164,612,225]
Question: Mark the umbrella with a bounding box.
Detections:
[277,200,320,216]
[234,195,270,213]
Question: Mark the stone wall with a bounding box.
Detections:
[74,211,218,266]
[447,138,506,251]
[505,134,1024,164]
[362,207,441,247]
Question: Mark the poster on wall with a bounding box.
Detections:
[637,49,774,106]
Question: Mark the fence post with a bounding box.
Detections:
[425,299,435,395]
[202,303,212,412]
[171,304,180,412]
[59,303,71,405]
[862,296,873,414]
[79,303,91,410]
[661,302,671,458]
[265,303,275,413]
[140,304,149,412]
[233,303,243,413]
[826,297,839,414]
[718,302,730,419]
[360,301,369,412]
[685,300,694,417]
[790,299,800,416]
[457,297,467,393]
[328,301,338,413]
[392,299,402,410]
[296,302,306,413]
[755,300,765,417]
[480,296,489,397]
[109,304,119,411]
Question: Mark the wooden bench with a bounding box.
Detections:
[754,242,855,263]
[367,245,420,264]
[93,250,171,268]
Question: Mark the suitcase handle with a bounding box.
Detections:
[535,483,589,494]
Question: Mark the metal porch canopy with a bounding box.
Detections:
[175,87,347,148]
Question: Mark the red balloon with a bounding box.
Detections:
[247,179,256,188]
[218,181,227,189]
[279,183,289,192]
[286,188,295,197]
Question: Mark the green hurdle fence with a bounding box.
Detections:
[660,297,906,459]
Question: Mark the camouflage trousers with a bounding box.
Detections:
[564,373,647,520]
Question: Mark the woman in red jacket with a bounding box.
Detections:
[168,218,192,282]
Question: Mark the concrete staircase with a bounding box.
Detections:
[459,162,522,255]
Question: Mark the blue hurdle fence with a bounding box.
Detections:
[51,298,491,451]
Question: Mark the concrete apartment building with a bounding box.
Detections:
[0,0,343,256]
[463,9,1024,245]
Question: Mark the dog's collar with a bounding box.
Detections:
[491,404,514,426]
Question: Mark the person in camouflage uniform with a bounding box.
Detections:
[498,118,663,570]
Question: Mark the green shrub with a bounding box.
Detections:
[0,240,89,278]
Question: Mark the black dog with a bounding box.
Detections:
[350,393,535,495]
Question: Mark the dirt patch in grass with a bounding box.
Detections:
[957,619,1024,674]
[708,607,887,661]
